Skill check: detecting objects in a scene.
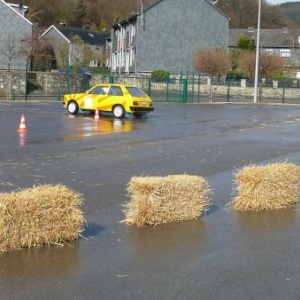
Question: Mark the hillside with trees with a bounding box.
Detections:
[280,1,300,28]
[21,0,152,30]
[215,0,296,29]
[15,0,300,31]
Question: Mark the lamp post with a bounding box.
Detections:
[25,56,30,100]
[253,0,261,103]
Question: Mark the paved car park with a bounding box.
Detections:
[1,101,300,299]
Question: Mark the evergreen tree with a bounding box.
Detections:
[73,0,87,27]
[237,34,249,50]
[237,33,255,51]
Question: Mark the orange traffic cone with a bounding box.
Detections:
[17,114,28,132]
[94,110,100,121]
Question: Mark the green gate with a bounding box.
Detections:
[108,72,202,103]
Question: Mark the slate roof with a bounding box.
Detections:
[229,28,300,49]
[43,24,110,46]
[114,0,229,27]
[142,0,229,18]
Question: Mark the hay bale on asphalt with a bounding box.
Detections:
[228,162,300,211]
[123,174,211,227]
[0,184,85,253]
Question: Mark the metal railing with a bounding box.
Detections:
[1,70,300,104]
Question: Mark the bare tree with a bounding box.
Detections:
[260,52,284,77]
[238,51,284,77]
[21,32,56,72]
[53,40,69,69]
[0,34,23,99]
[192,48,231,75]
[192,48,231,101]
[237,51,256,77]
[69,36,85,68]
[238,50,284,101]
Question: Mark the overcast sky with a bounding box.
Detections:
[267,0,300,4]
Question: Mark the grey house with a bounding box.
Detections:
[229,28,300,69]
[110,0,229,73]
[0,0,32,70]
[40,24,110,69]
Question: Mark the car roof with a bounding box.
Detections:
[94,83,138,88]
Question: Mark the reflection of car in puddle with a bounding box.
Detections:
[99,118,133,133]
[112,119,127,133]
[63,116,134,141]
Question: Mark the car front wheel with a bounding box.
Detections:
[113,105,125,118]
[67,101,79,115]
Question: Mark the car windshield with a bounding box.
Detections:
[126,87,147,97]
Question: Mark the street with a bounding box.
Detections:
[1,101,300,299]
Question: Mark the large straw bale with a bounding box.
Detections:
[123,174,211,226]
[228,162,300,211]
[0,184,85,253]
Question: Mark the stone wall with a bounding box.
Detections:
[0,71,26,96]
[199,78,300,99]
[0,70,89,96]
[1,70,300,100]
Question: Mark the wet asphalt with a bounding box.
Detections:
[1,101,300,299]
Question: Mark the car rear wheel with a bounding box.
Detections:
[113,105,125,118]
[67,101,79,115]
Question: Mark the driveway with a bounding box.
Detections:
[1,101,300,299]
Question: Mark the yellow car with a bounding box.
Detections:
[63,83,154,118]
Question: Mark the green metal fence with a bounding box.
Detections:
[108,72,203,103]
[2,70,300,104]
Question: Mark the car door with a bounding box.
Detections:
[96,85,126,112]
[82,85,109,110]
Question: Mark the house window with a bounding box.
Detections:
[264,49,273,56]
[131,24,136,36]
[280,50,291,58]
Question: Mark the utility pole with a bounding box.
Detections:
[254,0,261,103]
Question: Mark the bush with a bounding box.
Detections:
[151,69,170,82]
[226,71,247,80]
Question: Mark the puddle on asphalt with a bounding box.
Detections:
[125,219,207,258]
[0,243,81,279]
[62,115,135,141]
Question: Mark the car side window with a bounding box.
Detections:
[108,86,123,96]
[90,86,108,95]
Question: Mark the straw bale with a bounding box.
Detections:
[123,174,211,226]
[228,162,300,211]
[0,184,85,253]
